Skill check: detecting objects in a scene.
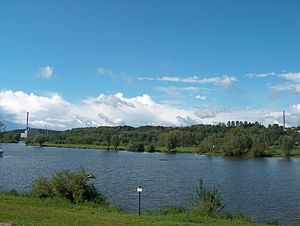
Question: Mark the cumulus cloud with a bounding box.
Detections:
[0,90,72,129]
[0,90,199,130]
[98,113,126,126]
[176,116,198,126]
[0,90,299,130]
[39,66,53,79]
[138,75,237,88]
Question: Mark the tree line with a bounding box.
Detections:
[22,121,300,158]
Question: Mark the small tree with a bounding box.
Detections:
[111,135,120,150]
[25,138,33,146]
[165,131,178,152]
[34,134,48,147]
[281,135,294,158]
[103,131,112,150]
[198,135,219,154]
[251,136,266,157]
[222,128,252,156]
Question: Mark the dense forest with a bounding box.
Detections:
[3,121,296,158]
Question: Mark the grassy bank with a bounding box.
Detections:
[30,143,199,153]
[31,142,300,158]
[0,194,273,226]
[266,146,300,157]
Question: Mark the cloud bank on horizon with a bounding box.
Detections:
[0,89,299,131]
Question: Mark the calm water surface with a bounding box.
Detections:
[0,143,300,225]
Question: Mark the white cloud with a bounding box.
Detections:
[138,75,237,88]
[0,90,71,130]
[267,72,300,95]
[270,83,300,94]
[157,86,200,96]
[39,66,53,79]
[218,76,236,89]
[1,90,299,130]
[176,116,198,126]
[195,106,223,119]
[0,90,199,129]
[195,95,206,100]
[96,67,114,77]
[245,72,276,78]
[280,72,300,82]
[98,113,126,126]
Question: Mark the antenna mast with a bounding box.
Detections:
[26,112,29,131]
[283,110,286,130]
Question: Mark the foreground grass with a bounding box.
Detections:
[32,142,300,158]
[0,194,272,226]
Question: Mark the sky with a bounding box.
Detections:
[0,0,300,130]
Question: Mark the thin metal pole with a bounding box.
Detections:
[283,110,286,130]
[138,192,141,215]
[26,112,29,131]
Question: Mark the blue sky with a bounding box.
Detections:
[0,0,300,129]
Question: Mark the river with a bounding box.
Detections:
[0,143,299,225]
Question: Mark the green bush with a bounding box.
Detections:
[189,179,224,216]
[25,138,33,146]
[145,145,155,152]
[31,167,107,205]
[128,142,144,152]
[33,134,49,147]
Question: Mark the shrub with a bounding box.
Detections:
[145,145,155,152]
[25,138,33,146]
[189,179,224,216]
[128,142,144,152]
[31,167,107,205]
[280,135,294,158]
[33,134,48,147]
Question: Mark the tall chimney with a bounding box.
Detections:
[26,112,29,131]
[283,110,285,130]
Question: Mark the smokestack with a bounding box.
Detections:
[26,112,29,131]
[283,110,285,130]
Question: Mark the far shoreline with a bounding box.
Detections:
[25,142,300,158]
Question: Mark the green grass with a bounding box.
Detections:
[34,143,128,151]
[31,143,300,158]
[0,194,273,226]
[266,146,300,158]
[32,143,199,154]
